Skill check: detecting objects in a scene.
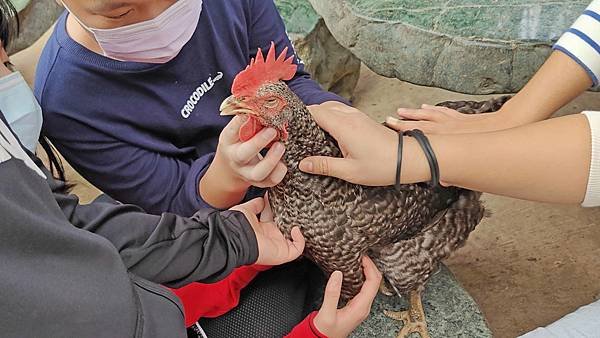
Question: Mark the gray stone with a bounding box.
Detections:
[308,0,588,94]
[275,0,361,100]
[351,264,492,338]
[9,0,63,55]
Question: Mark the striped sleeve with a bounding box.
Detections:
[554,0,600,86]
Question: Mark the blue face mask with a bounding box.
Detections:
[0,72,43,153]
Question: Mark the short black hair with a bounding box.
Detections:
[0,0,19,48]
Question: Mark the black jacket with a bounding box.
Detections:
[0,114,259,337]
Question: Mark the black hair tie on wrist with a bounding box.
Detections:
[403,129,440,188]
[395,131,403,191]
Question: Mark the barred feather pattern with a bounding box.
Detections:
[267,83,505,300]
[370,191,485,295]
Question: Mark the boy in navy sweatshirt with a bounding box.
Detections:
[35,0,349,216]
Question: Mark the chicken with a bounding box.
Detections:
[220,43,506,338]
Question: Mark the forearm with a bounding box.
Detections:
[200,154,249,209]
[497,51,592,125]
[51,179,258,285]
[44,131,218,216]
[498,0,600,126]
[403,114,591,204]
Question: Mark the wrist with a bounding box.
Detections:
[211,152,250,192]
[199,154,251,209]
[310,311,330,338]
[403,130,440,187]
[381,128,403,186]
[400,136,432,185]
[495,99,538,128]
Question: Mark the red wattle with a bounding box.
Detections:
[280,123,289,141]
[239,116,264,142]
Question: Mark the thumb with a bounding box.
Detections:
[299,156,353,180]
[289,226,306,255]
[231,197,265,215]
[260,194,274,222]
[220,115,245,145]
[320,271,343,317]
[308,106,345,138]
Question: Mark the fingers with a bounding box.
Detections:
[231,197,265,215]
[255,223,304,266]
[319,270,343,317]
[233,128,278,164]
[385,117,435,133]
[268,162,288,185]
[308,105,347,139]
[259,194,274,222]
[288,226,306,258]
[421,104,455,114]
[395,108,439,121]
[243,142,285,182]
[298,156,353,180]
[220,115,245,145]
[362,256,383,284]
[343,257,381,314]
[246,162,287,188]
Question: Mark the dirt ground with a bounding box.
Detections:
[21,31,600,336]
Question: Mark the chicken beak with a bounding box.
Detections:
[220,95,255,116]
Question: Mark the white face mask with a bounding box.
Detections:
[65,0,203,64]
[0,72,43,153]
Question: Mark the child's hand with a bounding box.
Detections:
[299,107,397,186]
[387,104,509,135]
[313,257,382,338]
[216,116,288,189]
[231,195,305,266]
[200,116,288,209]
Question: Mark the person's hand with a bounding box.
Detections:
[386,104,511,134]
[313,257,382,338]
[215,115,288,190]
[299,105,397,186]
[231,195,305,266]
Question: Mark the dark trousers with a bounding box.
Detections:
[188,259,325,338]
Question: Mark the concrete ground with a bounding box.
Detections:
[19,29,600,336]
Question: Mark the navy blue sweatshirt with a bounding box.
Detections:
[35,0,346,216]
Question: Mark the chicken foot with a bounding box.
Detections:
[384,290,430,338]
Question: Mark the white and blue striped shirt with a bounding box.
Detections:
[554,0,600,86]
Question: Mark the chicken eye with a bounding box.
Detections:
[264,98,279,109]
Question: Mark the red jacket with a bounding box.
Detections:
[170,265,327,337]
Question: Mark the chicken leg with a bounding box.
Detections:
[379,279,395,297]
[384,290,430,338]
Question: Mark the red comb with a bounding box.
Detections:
[232,42,298,97]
